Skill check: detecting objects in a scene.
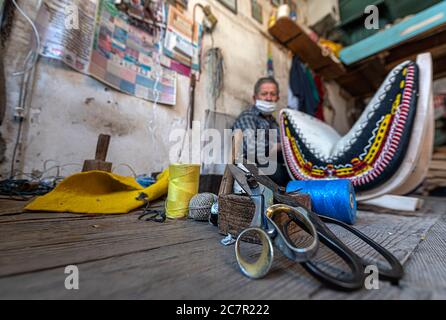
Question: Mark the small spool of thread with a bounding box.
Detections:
[166,164,200,219]
[286,179,357,224]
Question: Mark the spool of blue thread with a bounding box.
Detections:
[286,179,357,225]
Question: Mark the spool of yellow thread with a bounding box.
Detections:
[166,163,200,219]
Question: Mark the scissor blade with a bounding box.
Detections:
[228,164,253,196]
[243,163,279,194]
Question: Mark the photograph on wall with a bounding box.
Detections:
[217,0,237,14]
[251,0,263,24]
[166,0,188,9]
[271,0,281,8]
[163,4,202,74]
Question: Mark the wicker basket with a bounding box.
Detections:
[218,186,312,244]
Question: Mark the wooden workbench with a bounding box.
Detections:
[1,197,446,299]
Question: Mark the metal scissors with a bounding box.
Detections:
[236,163,404,291]
[228,164,320,279]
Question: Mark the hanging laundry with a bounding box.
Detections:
[314,75,326,122]
[288,55,318,116]
[314,75,328,122]
[305,67,320,106]
[287,89,300,111]
[267,42,274,77]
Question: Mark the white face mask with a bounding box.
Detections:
[255,100,277,115]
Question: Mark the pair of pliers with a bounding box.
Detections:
[231,163,404,291]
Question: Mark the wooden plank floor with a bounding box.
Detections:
[0,197,445,300]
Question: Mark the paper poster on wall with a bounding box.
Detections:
[89,0,177,105]
[163,5,202,73]
[36,0,99,73]
[35,0,177,106]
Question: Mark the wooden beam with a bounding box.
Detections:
[338,38,446,99]
[269,17,345,80]
[385,27,446,65]
[270,17,446,99]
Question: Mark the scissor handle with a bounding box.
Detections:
[235,227,274,279]
[240,164,403,290]
[319,216,404,284]
[300,224,366,291]
[283,208,365,291]
[266,204,319,262]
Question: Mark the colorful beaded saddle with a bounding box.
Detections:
[280,54,434,198]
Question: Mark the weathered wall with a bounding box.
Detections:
[434,78,446,94]
[0,0,350,179]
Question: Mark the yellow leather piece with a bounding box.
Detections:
[25,169,169,214]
